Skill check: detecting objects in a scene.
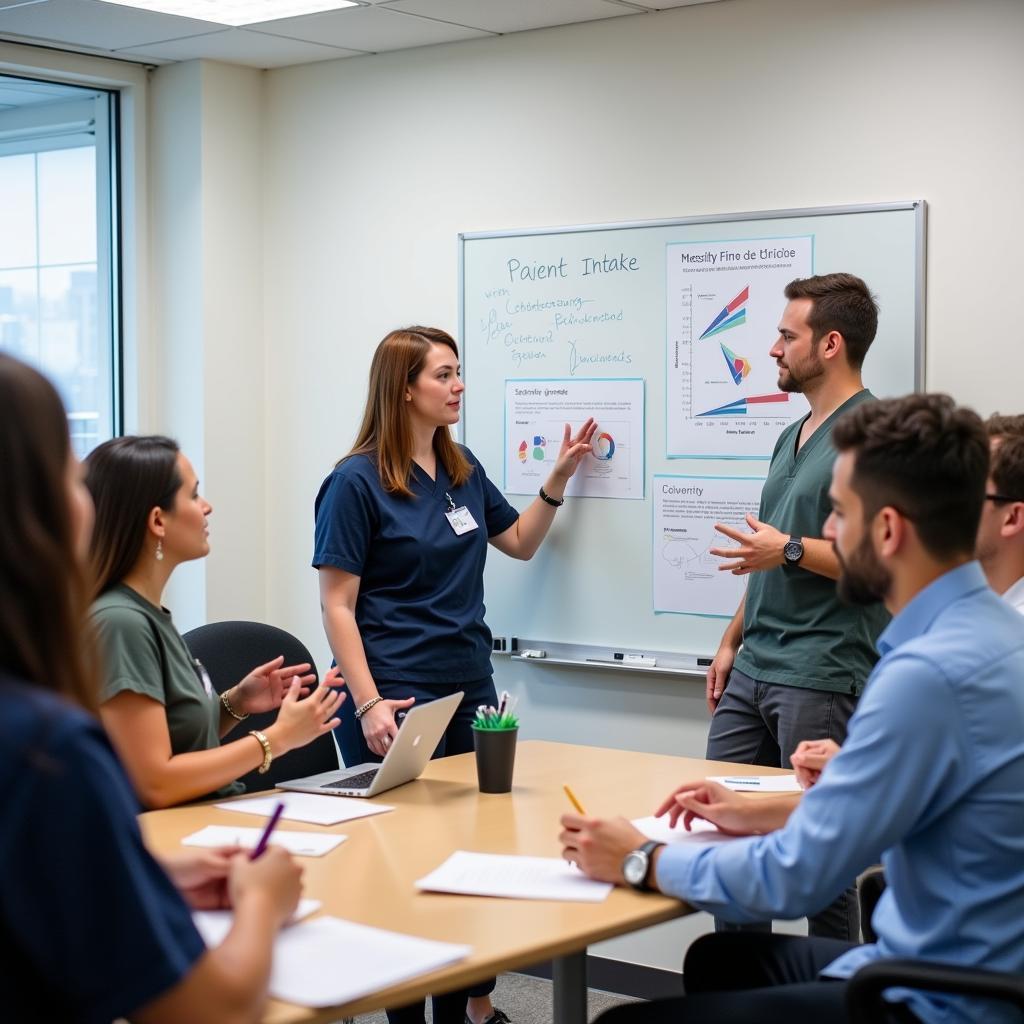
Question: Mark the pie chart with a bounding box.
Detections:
[593,431,615,460]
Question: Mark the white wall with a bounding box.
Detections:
[149,60,266,630]
[254,0,1024,968]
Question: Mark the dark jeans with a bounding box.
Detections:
[595,933,921,1023]
[340,676,500,1022]
[706,667,860,940]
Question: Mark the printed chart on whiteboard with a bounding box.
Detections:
[665,236,813,459]
[504,377,644,499]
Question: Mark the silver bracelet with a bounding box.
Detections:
[354,695,383,719]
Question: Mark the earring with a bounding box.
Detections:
[155,539,164,562]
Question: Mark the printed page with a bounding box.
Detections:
[416,850,612,902]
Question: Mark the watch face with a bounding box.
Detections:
[784,540,803,563]
[623,849,648,886]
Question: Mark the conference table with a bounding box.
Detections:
[140,741,789,1023]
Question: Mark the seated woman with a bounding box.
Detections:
[86,435,344,807]
[0,353,303,1023]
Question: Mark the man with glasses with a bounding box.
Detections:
[976,414,1024,612]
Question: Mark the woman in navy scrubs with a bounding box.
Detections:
[313,325,594,1024]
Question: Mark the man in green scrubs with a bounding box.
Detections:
[704,273,889,940]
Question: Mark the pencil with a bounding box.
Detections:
[563,784,587,815]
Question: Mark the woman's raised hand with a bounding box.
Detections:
[551,418,598,480]
[267,676,345,755]
[232,655,317,715]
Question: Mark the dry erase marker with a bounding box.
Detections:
[563,785,587,815]
[251,801,285,859]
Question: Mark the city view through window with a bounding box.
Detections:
[0,75,119,456]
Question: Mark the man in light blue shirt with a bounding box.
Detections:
[561,394,1024,1024]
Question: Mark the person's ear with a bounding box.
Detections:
[820,330,843,361]
[1002,501,1024,540]
[148,505,166,539]
[875,506,904,559]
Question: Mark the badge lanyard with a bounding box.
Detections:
[444,490,479,536]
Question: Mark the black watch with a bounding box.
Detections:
[783,535,804,566]
[622,840,665,892]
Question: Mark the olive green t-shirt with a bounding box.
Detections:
[733,390,889,695]
[91,584,244,801]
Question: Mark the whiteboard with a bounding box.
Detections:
[459,202,925,660]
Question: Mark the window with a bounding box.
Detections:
[0,74,120,457]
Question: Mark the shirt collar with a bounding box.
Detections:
[1002,574,1024,610]
[877,561,988,656]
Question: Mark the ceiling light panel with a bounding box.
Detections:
[97,0,358,28]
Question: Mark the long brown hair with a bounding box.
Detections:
[0,354,98,711]
[341,326,472,497]
[84,435,182,597]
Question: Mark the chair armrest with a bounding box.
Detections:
[846,959,1024,1024]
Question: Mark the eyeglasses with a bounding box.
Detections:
[986,493,1023,504]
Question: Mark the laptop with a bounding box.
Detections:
[278,690,463,798]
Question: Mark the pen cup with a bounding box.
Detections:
[472,726,518,794]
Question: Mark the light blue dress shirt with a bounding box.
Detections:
[657,562,1024,1024]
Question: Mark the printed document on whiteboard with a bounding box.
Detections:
[653,474,764,617]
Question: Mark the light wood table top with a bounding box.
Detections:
[140,740,791,1022]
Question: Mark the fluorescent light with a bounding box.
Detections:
[96,0,359,27]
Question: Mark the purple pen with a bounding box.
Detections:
[250,800,285,859]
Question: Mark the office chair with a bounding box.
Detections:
[183,620,340,792]
[846,958,1024,1023]
[858,865,888,943]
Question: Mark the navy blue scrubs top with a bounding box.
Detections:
[0,676,205,1024]
[312,446,519,683]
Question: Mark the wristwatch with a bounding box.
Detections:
[622,840,665,892]
[783,535,804,566]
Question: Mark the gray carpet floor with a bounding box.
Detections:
[349,972,638,1023]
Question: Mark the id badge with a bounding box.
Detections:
[445,505,479,535]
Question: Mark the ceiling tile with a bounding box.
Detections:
[254,4,492,52]
[0,0,221,49]
[381,0,633,35]
[118,25,363,65]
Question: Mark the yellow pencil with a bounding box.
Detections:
[563,784,587,815]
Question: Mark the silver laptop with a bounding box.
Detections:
[278,690,463,798]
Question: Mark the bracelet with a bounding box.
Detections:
[249,729,273,774]
[354,695,383,720]
[220,690,250,722]
[539,486,564,508]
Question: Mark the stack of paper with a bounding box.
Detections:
[182,824,347,857]
[193,898,322,946]
[416,851,613,902]
[215,792,394,826]
[194,909,470,1008]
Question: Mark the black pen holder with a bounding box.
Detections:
[472,726,518,793]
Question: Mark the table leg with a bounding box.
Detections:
[552,951,587,1024]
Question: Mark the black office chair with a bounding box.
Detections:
[858,865,888,943]
[183,620,340,793]
[846,958,1024,1023]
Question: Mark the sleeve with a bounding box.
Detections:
[93,604,167,705]
[655,653,966,922]
[3,723,205,1022]
[312,465,379,574]
[465,449,519,537]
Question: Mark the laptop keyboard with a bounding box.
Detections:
[321,768,379,791]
